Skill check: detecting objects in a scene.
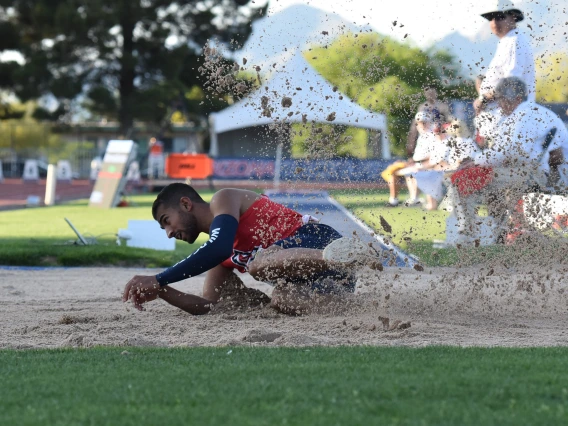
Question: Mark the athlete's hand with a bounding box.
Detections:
[122,275,161,311]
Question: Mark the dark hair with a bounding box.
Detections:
[152,183,205,219]
[495,77,527,102]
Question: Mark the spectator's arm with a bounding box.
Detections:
[438,102,452,123]
[406,120,418,157]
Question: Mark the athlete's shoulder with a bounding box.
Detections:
[211,188,261,217]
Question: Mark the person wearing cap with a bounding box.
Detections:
[452,77,567,243]
[474,74,502,149]
[474,0,535,115]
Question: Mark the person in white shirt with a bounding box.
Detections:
[382,111,438,207]
[434,120,481,213]
[474,75,502,149]
[473,1,535,118]
[445,120,480,170]
[452,77,567,243]
[415,121,480,210]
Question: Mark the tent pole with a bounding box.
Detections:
[381,131,391,160]
[274,142,282,189]
[208,115,218,157]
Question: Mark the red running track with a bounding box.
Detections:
[1,178,385,210]
[0,179,94,210]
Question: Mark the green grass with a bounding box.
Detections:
[330,188,460,265]
[328,189,555,267]
[0,193,217,267]
[1,346,567,425]
[0,188,561,267]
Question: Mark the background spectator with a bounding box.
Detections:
[474,1,535,114]
[406,85,451,159]
[382,111,437,207]
[452,77,567,243]
[148,137,165,179]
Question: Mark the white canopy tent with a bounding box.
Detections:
[209,51,390,159]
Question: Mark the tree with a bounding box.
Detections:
[536,52,568,103]
[0,0,266,135]
[306,32,475,155]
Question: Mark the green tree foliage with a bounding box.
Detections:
[0,0,266,134]
[306,33,475,156]
[536,52,568,103]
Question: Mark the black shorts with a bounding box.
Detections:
[272,223,356,294]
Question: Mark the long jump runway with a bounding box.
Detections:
[265,190,417,268]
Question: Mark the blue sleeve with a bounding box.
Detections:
[155,214,238,286]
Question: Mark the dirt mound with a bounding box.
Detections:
[1,266,568,349]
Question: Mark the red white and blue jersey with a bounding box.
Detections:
[221,195,303,272]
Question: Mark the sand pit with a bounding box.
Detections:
[1,265,567,349]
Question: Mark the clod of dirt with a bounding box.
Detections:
[379,216,392,233]
[413,264,424,272]
[242,328,282,343]
[326,112,336,121]
[58,315,94,325]
[378,316,412,331]
[379,316,390,331]
[281,97,292,108]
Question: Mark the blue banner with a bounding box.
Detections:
[213,158,393,182]
[281,159,391,182]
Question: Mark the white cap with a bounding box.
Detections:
[480,0,524,22]
[415,111,432,123]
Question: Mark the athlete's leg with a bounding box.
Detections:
[248,247,329,283]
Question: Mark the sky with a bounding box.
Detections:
[261,0,492,48]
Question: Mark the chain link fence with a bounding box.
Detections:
[0,122,100,179]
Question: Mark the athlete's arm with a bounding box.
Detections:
[155,190,242,286]
[158,287,214,315]
[155,214,237,286]
[203,264,235,302]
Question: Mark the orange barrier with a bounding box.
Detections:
[165,154,213,179]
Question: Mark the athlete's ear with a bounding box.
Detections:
[179,196,193,212]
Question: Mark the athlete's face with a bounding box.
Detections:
[156,199,200,244]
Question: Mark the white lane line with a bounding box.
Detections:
[326,195,419,266]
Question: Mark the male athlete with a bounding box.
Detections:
[122,183,376,314]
